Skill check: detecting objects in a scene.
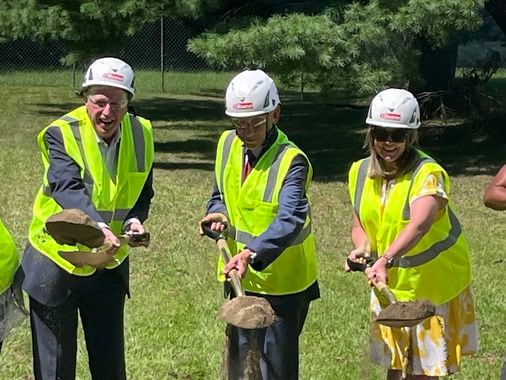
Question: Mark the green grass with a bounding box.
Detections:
[0,69,233,96]
[0,72,504,379]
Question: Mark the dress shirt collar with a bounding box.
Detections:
[242,126,279,161]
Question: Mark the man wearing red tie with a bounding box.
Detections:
[200,69,319,379]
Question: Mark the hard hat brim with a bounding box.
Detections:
[366,119,419,129]
[225,110,270,118]
[81,81,135,96]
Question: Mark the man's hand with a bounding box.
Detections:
[199,213,228,235]
[102,227,121,254]
[123,222,147,247]
[223,249,253,279]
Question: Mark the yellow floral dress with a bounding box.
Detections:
[369,174,479,377]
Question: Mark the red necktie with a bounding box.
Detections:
[243,150,254,181]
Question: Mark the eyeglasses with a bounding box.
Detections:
[87,95,128,111]
[370,127,409,143]
[231,115,267,130]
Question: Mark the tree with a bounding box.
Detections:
[189,0,485,96]
[486,0,506,34]
[0,0,223,65]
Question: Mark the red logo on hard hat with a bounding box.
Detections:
[380,113,401,121]
[103,73,124,82]
[233,102,253,110]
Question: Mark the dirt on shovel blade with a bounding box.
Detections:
[218,296,276,329]
[375,300,435,328]
[45,209,105,248]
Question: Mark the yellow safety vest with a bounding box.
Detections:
[0,218,18,294]
[348,150,472,305]
[28,106,154,276]
[215,129,317,295]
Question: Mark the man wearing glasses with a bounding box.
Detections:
[21,57,154,379]
[200,69,319,379]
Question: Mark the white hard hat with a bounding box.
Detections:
[366,88,420,129]
[225,70,280,118]
[81,57,135,96]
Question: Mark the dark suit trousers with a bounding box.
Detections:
[29,269,127,380]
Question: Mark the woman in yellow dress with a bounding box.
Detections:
[347,88,478,379]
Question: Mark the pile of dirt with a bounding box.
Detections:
[218,296,276,329]
[375,300,435,328]
[45,209,104,248]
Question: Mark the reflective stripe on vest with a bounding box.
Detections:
[219,131,236,196]
[395,208,462,268]
[218,130,293,203]
[215,129,317,295]
[352,156,465,268]
[350,152,472,304]
[354,156,434,218]
[29,106,153,276]
[42,114,148,200]
[227,222,312,247]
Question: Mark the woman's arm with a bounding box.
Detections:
[351,213,370,251]
[345,213,372,272]
[367,194,446,282]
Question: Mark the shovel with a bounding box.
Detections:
[346,257,435,328]
[45,209,150,268]
[200,223,276,330]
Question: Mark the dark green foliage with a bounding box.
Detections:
[189,0,485,95]
[0,0,222,65]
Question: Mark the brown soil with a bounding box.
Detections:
[221,325,263,380]
[45,209,104,248]
[243,334,262,380]
[218,296,276,329]
[375,300,435,328]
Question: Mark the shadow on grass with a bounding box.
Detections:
[35,102,83,118]
[145,94,506,180]
[484,77,506,95]
[136,95,369,180]
[35,91,506,181]
[153,162,214,171]
[135,95,224,123]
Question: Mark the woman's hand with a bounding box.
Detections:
[345,247,369,272]
[347,214,372,271]
[366,256,388,284]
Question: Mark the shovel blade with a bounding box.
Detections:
[58,251,117,268]
[45,209,104,248]
[218,296,276,329]
[374,300,436,328]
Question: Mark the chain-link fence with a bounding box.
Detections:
[0,17,211,91]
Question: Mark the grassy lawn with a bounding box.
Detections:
[0,71,504,379]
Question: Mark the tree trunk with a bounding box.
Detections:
[486,0,506,35]
[419,38,459,109]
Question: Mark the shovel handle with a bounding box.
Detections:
[371,280,398,305]
[120,232,150,247]
[201,222,245,297]
[216,239,245,297]
[364,267,397,305]
[200,222,226,241]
